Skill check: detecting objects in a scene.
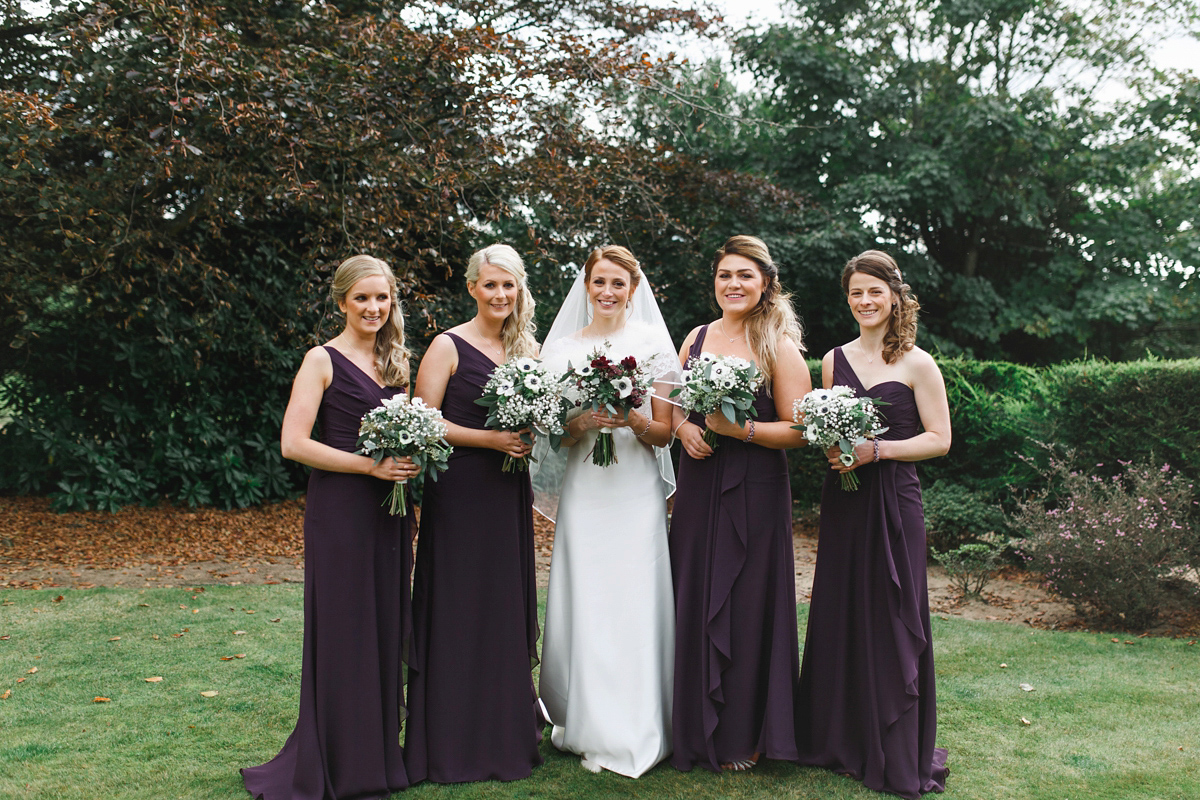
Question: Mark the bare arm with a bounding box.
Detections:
[280,347,417,481]
[413,334,531,459]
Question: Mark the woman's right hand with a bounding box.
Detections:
[678,420,714,460]
[491,429,533,459]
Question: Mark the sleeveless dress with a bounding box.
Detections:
[795,346,949,798]
[242,345,412,800]
[403,332,544,783]
[668,325,801,772]
[538,326,674,778]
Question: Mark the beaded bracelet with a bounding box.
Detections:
[743,419,756,444]
[872,438,880,462]
[635,413,653,437]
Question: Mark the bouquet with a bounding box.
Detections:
[475,357,569,472]
[356,394,453,515]
[561,344,655,467]
[670,353,762,448]
[791,385,888,491]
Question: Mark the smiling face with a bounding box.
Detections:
[714,253,765,316]
[586,258,635,321]
[338,274,392,336]
[467,262,519,322]
[845,270,896,329]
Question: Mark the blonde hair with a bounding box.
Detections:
[465,244,538,360]
[584,245,643,291]
[712,235,805,388]
[330,255,411,387]
[841,250,920,365]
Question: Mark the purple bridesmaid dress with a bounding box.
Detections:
[669,325,801,772]
[796,346,949,798]
[403,333,543,783]
[242,346,412,799]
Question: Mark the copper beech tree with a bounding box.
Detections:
[0,0,781,509]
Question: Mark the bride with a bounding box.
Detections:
[533,245,678,778]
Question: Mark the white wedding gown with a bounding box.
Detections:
[537,326,675,778]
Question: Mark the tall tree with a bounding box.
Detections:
[709,0,1200,361]
[0,0,714,508]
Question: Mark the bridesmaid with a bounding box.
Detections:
[405,243,544,783]
[795,250,951,798]
[669,235,811,772]
[243,255,418,799]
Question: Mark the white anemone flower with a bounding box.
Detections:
[578,365,594,377]
[515,357,538,373]
[524,374,543,390]
[612,376,634,398]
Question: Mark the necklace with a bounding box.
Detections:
[858,340,881,364]
[718,319,746,343]
[471,317,505,359]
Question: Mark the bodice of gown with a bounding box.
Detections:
[319,346,403,453]
[832,347,918,440]
[684,325,778,428]
[439,332,496,430]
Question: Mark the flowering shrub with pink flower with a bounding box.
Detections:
[1015,451,1199,627]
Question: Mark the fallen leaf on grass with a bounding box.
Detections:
[0,635,9,640]
[1187,640,1196,646]
[1019,683,1034,692]
[53,595,63,603]
[138,603,149,607]
[172,633,184,638]
[152,635,160,640]
[144,676,163,683]
[219,654,247,661]
[270,618,281,623]
[93,697,110,703]
[999,663,1008,668]
[199,690,218,698]
[179,605,188,610]
[1111,638,1120,643]
[26,667,37,674]
[1020,717,1031,725]
[108,637,121,642]
[233,630,247,635]
[17,677,25,684]
[1,689,10,700]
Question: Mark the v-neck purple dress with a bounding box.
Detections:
[669,325,801,771]
[404,332,543,783]
[243,345,412,800]
[796,346,949,798]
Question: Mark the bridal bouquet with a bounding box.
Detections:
[357,394,453,515]
[791,385,888,491]
[671,353,762,448]
[561,344,655,467]
[475,357,569,472]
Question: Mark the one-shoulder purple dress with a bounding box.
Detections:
[796,346,949,798]
[404,332,543,783]
[669,325,801,772]
[243,345,412,800]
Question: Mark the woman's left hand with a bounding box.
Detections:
[704,411,746,440]
[395,455,422,480]
[826,440,875,473]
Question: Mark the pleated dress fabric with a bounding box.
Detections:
[403,333,544,784]
[795,346,949,798]
[668,325,801,772]
[242,345,412,800]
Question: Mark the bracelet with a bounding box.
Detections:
[634,413,653,437]
[873,438,880,462]
[743,419,755,444]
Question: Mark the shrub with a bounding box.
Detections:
[1014,452,1200,628]
[924,481,1012,553]
[933,533,1011,598]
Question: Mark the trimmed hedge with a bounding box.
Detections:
[788,356,1200,515]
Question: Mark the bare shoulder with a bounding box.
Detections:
[821,348,837,369]
[424,332,459,357]
[300,344,333,372]
[903,346,945,383]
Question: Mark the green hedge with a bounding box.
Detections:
[788,356,1200,514]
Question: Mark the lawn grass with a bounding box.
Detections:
[1,586,1197,799]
